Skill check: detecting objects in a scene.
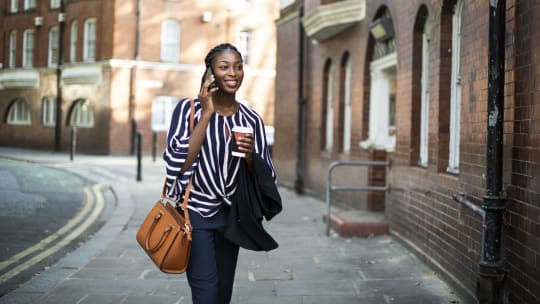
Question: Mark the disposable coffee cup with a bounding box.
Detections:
[231,126,253,157]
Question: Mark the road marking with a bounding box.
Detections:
[0,187,94,272]
[0,185,105,284]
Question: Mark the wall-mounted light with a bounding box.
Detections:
[58,12,66,23]
[369,16,394,41]
[35,16,44,27]
[201,11,212,23]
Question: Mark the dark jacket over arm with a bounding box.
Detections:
[224,154,282,251]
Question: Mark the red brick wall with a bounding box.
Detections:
[1,0,278,155]
[504,1,540,302]
[274,7,301,187]
[275,0,540,302]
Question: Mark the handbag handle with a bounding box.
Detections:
[161,98,195,233]
[144,210,173,252]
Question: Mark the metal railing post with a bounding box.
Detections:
[152,131,157,163]
[70,126,77,162]
[325,160,389,236]
[136,131,142,182]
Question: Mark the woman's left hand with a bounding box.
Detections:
[237,134,255,162]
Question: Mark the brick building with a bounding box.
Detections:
[275,0,539,303]
[0,0,278,154]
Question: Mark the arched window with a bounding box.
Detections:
[419,17,430,167]
[83,18,96,61]
[70,20,78,62]
[151,96,179,131]
[49,26,59,66]
[69,100,94,127]
[338,52,352,153]
[43,96,57,126]
[161,19,180,62]
[412,6,430,167]
[7,99,32,125]
[448,0,463,173]
[360,7,397,152]
[321,59,334,152]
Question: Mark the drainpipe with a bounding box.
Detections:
[453,1,506,303]
[294,5,306,194]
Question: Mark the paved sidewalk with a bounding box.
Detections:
[0,148,468,304]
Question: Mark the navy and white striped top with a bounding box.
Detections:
[163,98,276,218]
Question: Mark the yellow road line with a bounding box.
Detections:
[0,185,105,284]
[0,187,94,272]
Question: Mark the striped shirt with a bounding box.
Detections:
[163,98,276,218]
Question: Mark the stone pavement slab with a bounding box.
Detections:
[0,148,469,304]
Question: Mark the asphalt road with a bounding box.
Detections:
[0,159,112,297]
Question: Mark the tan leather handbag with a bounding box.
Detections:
[136,179,193,273]
[136,99,195,274]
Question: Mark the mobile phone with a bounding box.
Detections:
[203,67,216,89]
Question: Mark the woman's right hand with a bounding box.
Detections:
[198,74,218,116]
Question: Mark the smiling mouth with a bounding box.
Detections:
[224,80,238,87]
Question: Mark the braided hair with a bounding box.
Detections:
[201,43,243,85]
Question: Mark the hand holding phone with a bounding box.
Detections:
[203,67,216,90]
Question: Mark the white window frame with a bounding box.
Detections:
[151,96,179,131]
[325,65,335,152]
[48,26,59,67]
[343,58,352,154]
[24,0,35,10]
[359,53,397,152]
[11,0,18,13]
[161,20,180,62]
[448,0,463,173]
[7,99,32,125]
[70,21,78,62]
[51,0,60,9]
[9,31,17,68]
[419,29,430,167]
[43,97,57,126]
[23,29,35,68]
[70,100,94,127]
[235,30,251,65]
[83,18,96,62]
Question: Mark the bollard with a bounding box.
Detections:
[130,119,137,155]
[70,126,77,162]
[152,131,157,163]
[136,131,142,182]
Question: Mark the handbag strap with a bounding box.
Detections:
[162,98,195,230]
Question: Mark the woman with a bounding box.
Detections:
[163,43,276,304]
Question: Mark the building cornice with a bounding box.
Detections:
[276,0,302,27]
[62,63,103,85]
[302,0,366,42]
[0,60,275,90]
[0,69,40,89]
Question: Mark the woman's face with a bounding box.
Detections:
[212,50,244,94]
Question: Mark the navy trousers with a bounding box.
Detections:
[181,206,239,304]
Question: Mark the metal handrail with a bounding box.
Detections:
[326,160,389,236]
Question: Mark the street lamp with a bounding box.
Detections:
[54,0,67,151]
[369,16,394,41]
